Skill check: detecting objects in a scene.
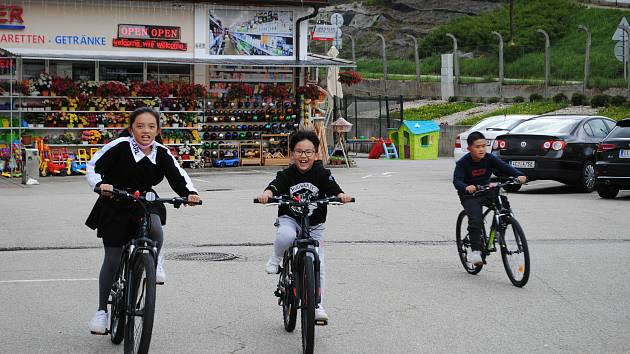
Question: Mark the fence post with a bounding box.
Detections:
[354,95,358,137]
[344,95,348,119]
[346,34,356,64]
[578,25,591,95]
[537,29,550,97]
[376,33,388,93]
[405,34,421,97]
[399,95,404,125]
[619,25,630,97]
[385,96,390,129]
[445,33,459,95]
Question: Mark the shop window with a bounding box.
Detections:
[22,59,45,80]
[100,61,143,82]
[50,60,95,81]
[147,63,191,83]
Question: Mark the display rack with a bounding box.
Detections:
[240,141,262,166]
[262,133,290,166]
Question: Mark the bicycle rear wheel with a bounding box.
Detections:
[500,217,530,287]
[109,260,126,344]
[282,255,297,332]
[455,210,490,274]
[300,255,316,354]
[124,252,156,354]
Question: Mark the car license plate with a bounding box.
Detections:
[510,160,535,168]
[620,149,630,158]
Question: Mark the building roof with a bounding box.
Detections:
[144,0,329,6]
[402,121,440,135]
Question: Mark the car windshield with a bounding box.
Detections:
[606,126,630,139]
[509,118,581,135]
[470,116,530,133]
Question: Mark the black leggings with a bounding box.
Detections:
[460,192,495,252]
[98,214,163,311]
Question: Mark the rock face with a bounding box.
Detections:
[314,0,502,59]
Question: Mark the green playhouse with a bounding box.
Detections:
[388,121,440,160]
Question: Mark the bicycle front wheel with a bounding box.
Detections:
[109,262,126,344]
[282,255,297,332]
[300,255,316,354]
[124,253,156,354]
[500,217,530,287]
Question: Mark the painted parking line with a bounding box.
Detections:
[0,278,97,284]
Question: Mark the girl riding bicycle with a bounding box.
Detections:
[257,130,353,323]
[85,107,201,334]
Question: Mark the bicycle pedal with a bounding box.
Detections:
[90,330,109,336]
[315,320,328,326]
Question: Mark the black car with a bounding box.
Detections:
[595,118,630,198]
[492,115,616,192]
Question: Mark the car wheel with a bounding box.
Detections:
[220,162,226,168]
[579,161,597,193]
[503,184,522,193]
[597,185,619,199]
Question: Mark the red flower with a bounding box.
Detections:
[338,71,363,86]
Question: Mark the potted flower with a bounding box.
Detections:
[35,73,53,96]
[338,70,363,87]
[179,143,191,160]
[297,85,321,103]
[171,114,181,128]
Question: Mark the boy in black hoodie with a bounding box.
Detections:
[257,130,352,323]
[453,131,526,266]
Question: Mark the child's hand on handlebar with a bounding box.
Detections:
[465,185,477,194]
[517,176,527,184]
[337,193,353,203]
[187,194,201,206]
[99,184,114,198]
[257,190,274,204]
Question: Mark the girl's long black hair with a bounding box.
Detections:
[119,107,163,143]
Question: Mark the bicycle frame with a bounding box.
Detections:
[479,186,515,255]
[288,202,322,306]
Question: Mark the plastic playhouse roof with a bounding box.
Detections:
[402,121,440,135]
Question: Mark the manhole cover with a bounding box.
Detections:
[167,252,238,262]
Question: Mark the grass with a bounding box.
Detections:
[356,0,630,89]
[403,102,477,121]
[597,106,630,121]
[456,100,569,125]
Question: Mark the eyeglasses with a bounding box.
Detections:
[294,149,316,157]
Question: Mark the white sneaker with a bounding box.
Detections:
[265,256,281,274]
[156,254,166,285]
[467,250,483,266]
[89,310,108,335]
[315,305,329,324]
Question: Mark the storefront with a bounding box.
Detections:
[0,0,350,177]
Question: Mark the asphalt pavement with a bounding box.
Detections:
[0,158,628,353]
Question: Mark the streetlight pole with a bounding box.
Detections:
[491,31,504,97]
[405,34,421,97]
[537,29,550,98]
[619,25,630,97]
[345,33,356,64]
[578,25,591,95]
[446,33,459,97]
[376,33,388,92]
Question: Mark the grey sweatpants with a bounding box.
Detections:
[272,215,326,304]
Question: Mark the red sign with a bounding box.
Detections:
[0,6,25,29]
[112,38,187,51]
[118,24,181,40]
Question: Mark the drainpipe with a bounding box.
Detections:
[295,6,319,63]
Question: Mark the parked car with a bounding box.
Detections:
[213,157,240,167]
[595,118,630,198]
[492,115,616,192]
[453,115,536,160]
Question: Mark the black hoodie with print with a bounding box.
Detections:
[265,161,344,225]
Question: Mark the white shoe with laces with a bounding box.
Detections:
[467,250,483,266]
[156,254,166,285]
[89,310,108,335]
[265,256,281,274]
[315,305,329,325]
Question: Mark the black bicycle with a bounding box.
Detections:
[254,195,354,354]
[455,178,530,287]
[95,188,201,354]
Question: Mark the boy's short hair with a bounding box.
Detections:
[467,131,486,146]
[289,130,320,151]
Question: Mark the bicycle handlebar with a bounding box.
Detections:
[94,187,202,206]
[469,177,525,197]
[253,195,355,205]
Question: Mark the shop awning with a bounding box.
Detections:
[0,48,355,68]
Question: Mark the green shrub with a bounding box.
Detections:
[448,96,458,102]
[590,94,610,108]
[463,97,473,103]
[529,93,544,102]
[487,97,500,104]
[571,92,588,106]
[611,95,626,107]
[513,96,525,103]
[404,102,476,121]
[553,93,568,103]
